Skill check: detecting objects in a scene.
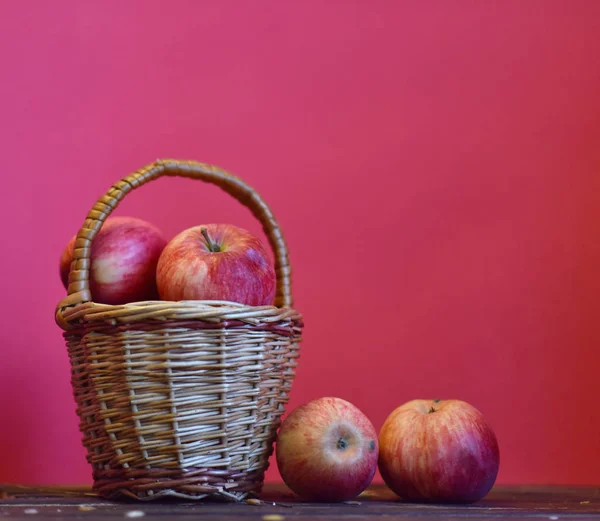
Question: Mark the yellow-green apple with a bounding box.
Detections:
[275,397,379,502]
[156,224,275,305]
[378,399,499,503]
[60,216,167,305]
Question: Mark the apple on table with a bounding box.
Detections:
[275,397,379,502]
[378,399,500,503]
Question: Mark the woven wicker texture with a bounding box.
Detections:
[56,160,303,501]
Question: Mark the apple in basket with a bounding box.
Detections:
[275,397,379,502]
[378,399,500,503]
[156,223,276,305]
[60,216,167,305]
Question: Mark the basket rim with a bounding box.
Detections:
[56,298,303,331]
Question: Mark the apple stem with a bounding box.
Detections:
[337,438,348,450]
[428,407,437,413]
[201,227,220,252]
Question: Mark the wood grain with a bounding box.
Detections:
[1,484,598,520]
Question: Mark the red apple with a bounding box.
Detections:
[156,223,275,306]
[60,216,167,305]
[275,397,379,502]
[378,399,499,503]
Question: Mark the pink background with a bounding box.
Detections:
[1,1,599,486]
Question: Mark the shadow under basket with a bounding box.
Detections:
[55,159,303,501]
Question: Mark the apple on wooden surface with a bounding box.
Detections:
[60,216,167,305]
[378,399,499,503]
[275,397,379,502]
[156,223,276,306]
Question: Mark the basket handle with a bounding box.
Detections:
[59,159,293,309]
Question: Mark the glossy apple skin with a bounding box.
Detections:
[275,397,379,502]
[156,223,276,306]
[60,216,167,305]
[378,399,500,503]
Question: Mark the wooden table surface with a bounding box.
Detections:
[0,484,598,520]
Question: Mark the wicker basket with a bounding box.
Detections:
[55,159,303,501]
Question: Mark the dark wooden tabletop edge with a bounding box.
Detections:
[1,483,598,507]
